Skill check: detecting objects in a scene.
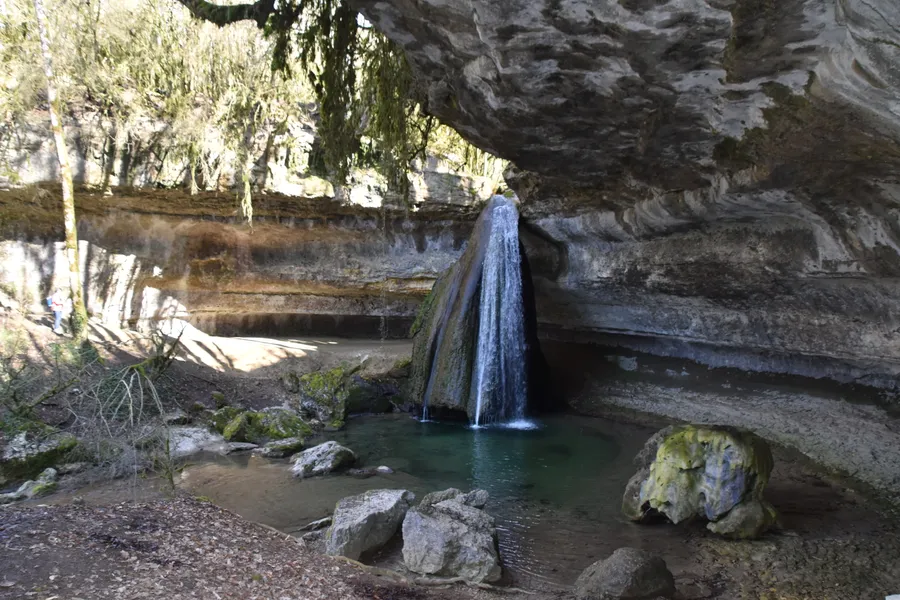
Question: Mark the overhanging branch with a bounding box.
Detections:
[174,0,276,27]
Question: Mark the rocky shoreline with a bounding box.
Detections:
[3,423,900,600]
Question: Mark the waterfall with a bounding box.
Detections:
[472,196,528,426]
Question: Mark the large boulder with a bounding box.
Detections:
[291,441,356,478]
[325,489,415,560]
[1,432,77,481]
[622,425,777,538]
[574,548,676,600]
[219,408,312,444]
[291,365,357,429]
[402,490,501,583]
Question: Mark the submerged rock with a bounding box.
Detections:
[325,489,415,560]
[419,487,488,509]
[346,465,394,478]
[291,441,356,478]
[0,467,58,504]
[623,425,777,538]
[1,432,77,481]
[574,547,675,600]
[402,490,501,583]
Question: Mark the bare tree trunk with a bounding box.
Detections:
[33,0,88,338]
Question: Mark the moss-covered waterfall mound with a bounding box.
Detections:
[408,196,546,421]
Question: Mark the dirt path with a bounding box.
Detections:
[0,497,551,600]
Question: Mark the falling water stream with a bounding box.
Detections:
[472,197,528,426]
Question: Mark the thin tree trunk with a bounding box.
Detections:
[33,0,88,338]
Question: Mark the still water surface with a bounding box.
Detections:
[179,414,678,587]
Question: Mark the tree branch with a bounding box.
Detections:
[173,0,276,28]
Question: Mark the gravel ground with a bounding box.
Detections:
[0,497,555,600]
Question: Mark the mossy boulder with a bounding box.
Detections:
[287,365,405,428]
[623,425,777,539]
[221,409,312,444]
[209,406,242,433]
[0,432,77,482]
[222,413,251,442]
[256,409,313,440]
[295,365,353,428]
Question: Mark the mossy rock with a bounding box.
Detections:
[295,365,358,429]
[623,424,777,539]
[255,410,312,441]
[222,409,312,444]
[28,480,58,498]
[387,356,412,379]
[255,436,306,458]
[282,372,301,393]
[211,391,227,409]
[0,432,77,482]
[222,413,251,442]
[209,406,243,433]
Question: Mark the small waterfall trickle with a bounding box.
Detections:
[472,197,528,426]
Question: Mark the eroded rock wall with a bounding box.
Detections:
[353,0,900,386]
[0,190,478,337]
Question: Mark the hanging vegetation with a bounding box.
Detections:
[0,0,506,215]
[180,0,504,199]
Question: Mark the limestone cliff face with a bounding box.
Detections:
[0,189,478,337]
[353,0,900,386]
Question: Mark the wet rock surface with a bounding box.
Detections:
[325,489,415,560]
[574,548,675,600]
[408,196,545,418]
[402,488,501,583]
[623,425,777,538]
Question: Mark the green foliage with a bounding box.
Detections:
[0,0,313,212]
[0,0,505,211]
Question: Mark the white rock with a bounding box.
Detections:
[290,441,355,478]
[325,489,415,560]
